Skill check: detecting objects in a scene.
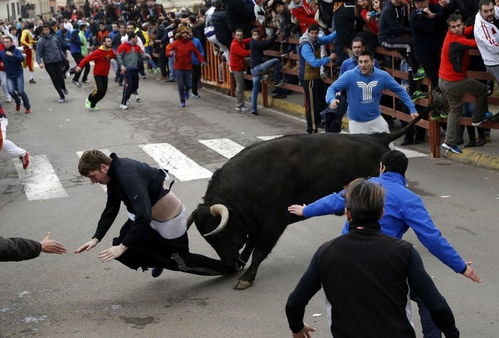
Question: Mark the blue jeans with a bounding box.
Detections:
[250,58,280,113]
[7,74,30,109]
[145,46,158,69]
[168,56,175,80]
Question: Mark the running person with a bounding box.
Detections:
[75,150,235,278]
[75,36,116,111]
[0,106,29,169]
[20,22,36,83]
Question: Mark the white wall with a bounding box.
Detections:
[0,0,21,20]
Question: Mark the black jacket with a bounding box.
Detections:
[378,1,412,42]
[225,0,255,37]
[0,236,41,261]
[211,9,232,49]
[249,36,277,69]
[286,223,460,337]
[93,153,169,248]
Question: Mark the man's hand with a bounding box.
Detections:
[120,65,126,74]
[410,112,419,120]
[40,232,67,254]
[292,323,316,338]
[74,238,99,253]
[328,52,336,60]
[330,99,340,110]
[39,63,44,69]
[438,0,449,7]
[5,51,12,56]
[98,244,127,263]
[288,204,306,216]
[462,261,481,283]
[74,66,81,73]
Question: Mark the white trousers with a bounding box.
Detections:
[0,117,26,157]
[348,115,390,134]
[0,71,11,100]
[207,35,230,62]
[127,205,187,240]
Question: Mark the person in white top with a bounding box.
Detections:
[474,0,499,80]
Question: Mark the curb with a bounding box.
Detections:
[442,148,499,171]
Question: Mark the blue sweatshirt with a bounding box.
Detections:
[326,67,416,122]
[303,172,467,274]
[299,31,337,68]
[191,37,205,65]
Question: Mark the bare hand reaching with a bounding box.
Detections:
[98,245,127,263]
[462,261,481,283]
[288,204,306,216]
[74,238,99,253]
[40,232,67,254]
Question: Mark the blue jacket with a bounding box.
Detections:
[0,46,24,77]
[303,172,467,274]
[191,37,205,65]
[69,29,83,54]
[326,67,416,122]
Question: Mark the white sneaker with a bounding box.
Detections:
[58,98,65,103]
[6,97,12,103]
[135,94,142,102]
[120,104,128,110]
[235,106,248,112]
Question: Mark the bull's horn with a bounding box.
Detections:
[204,204,230,237]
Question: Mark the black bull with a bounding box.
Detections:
[188,109,434,290]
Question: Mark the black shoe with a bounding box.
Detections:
[151,267,164,278]
[29,79,36,84]
[114,76,119,83]
[251,111,259,116]
[464,141,476,148]
[166,79,175,82]
[63,88,68,95]
[118,81,123,87]
[476,138,486,147]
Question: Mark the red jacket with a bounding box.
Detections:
[229,38,251,71]
[97,30,109,43]
[439,26,476,82]
[78,46,116,76]
[165,38,204,70]
[290,2,318,33]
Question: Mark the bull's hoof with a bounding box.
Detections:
[234,280,253,290]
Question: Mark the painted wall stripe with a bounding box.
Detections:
[13,155,68,201]
[392,146,427,158]
[199,138,244,159]
[140,143,212,182]
[257,135,282,141]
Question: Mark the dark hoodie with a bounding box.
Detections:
[378,0,412,43]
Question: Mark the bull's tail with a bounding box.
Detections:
[379,101,438,145]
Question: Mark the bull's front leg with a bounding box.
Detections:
[236,235,255,271]
[234,238,277,290]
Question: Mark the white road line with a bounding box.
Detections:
[76,149,111,191]
[140,143,212,182]
[13,155,68,201]
[199,138,244,159]
[257,135,282,141]
[392,146,427,158]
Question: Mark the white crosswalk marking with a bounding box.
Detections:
[76,149,111,191]
[199,138,245,159]
[140,143,212,182]
[257,135,282,141]
[392,146,427,158]
[13,155,68,201]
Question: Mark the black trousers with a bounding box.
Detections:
[122,69,139,105]
[415,51,441,91]
[192,64,201,95]
[88,75,108,108]
[72,53,90,82]
[45,62,67,99]
[113,219,229,276]
[302,78,327,133]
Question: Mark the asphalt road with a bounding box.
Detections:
[1,69,498,337]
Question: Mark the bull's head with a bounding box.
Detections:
[188,204,246,269]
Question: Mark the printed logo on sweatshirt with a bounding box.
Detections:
[356,80,379,101]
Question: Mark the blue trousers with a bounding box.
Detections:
[410,290,442,338]
[7,74,30,109]
[250,58,281,113]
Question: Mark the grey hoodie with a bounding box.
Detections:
[36,34,66,65]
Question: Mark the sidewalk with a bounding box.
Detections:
[243,89,499,171]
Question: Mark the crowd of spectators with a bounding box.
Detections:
[0,0,497,148]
